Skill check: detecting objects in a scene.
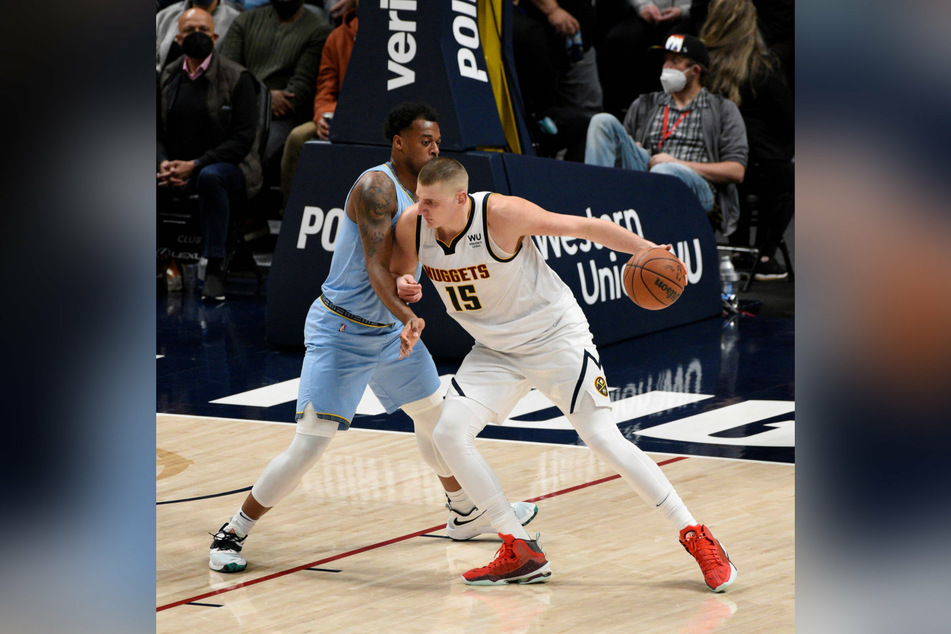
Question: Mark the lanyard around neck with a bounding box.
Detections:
[657,105,690,151]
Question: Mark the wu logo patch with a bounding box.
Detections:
[594,376,608,397]
[467,233,483,247]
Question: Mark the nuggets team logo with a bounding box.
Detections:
[665,35,685,52]
[594,376,608,397]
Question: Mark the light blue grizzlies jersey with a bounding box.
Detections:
[321,162,418,325]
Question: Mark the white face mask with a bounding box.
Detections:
[660,67,689,94]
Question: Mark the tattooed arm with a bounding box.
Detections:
[347,170,420,327]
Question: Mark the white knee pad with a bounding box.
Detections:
[251,404,337,508]
[431,395,505,509]
[402,389,452,478]
[431,395,493,459]
[296,401,342,438]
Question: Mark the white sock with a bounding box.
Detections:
[655,490,696,531]
[228,509,256,538]
[484,493,530,540]
[446,487,476,514]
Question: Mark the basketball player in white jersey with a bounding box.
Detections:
[207,104,537,573]
[390,157,737,591]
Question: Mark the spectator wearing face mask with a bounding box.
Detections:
[158,8,262,301]
[157,0,243,72]
[219,0,331,179]
[583,34,748,237]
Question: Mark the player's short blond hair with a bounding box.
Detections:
[418,157,468,194]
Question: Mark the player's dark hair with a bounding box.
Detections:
[383,102,439,141]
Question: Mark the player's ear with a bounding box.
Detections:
[455,189,467,205]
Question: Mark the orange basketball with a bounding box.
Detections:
[622,247,686,310]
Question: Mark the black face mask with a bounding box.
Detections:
[181,31,214,60]
[270,0,303,19]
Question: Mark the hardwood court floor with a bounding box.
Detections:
[157,414,793,633]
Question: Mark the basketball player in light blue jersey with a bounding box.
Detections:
[208,104,537,573]
[391,157,736,592]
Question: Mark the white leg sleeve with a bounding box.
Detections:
[250,404,337,508]
[433,396,517,512]
[402,389,452,478]
[566,399,673,506]
[433,396,527,538]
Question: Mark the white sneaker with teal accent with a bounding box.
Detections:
[209,523,247,573]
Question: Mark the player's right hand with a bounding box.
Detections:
[399,317,425,359]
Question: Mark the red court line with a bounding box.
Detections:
[157,455,688,612]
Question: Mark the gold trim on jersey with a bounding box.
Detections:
[319,295,394,328]
[382,162,417,202]
[436,195,476,254]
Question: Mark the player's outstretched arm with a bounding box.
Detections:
[485,193,666,255]
[349,171,418,326]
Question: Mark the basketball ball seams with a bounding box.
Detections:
[639,258,685,288]
[630,259,685,290]
[622,247,686,310]
[641,267,681,306]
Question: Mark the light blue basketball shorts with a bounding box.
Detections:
[296,301,442,430]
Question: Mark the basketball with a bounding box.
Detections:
[623,247,686,310]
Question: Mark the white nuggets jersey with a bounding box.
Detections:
[416,191,582,353]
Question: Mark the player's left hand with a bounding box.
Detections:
[399,317,425,359]
[396,274,422,303]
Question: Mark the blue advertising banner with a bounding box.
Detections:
[266,144,721,356]
[330,0,506,151]
[499,153,721,345]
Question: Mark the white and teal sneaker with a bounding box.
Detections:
[209,523,247,573]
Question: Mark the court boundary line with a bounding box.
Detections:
[156,456,687,612]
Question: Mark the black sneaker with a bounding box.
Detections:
[753,258,788,281]
[730,252,756,270]
[202,273,226,301]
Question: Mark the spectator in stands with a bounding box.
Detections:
[701,0,793,279]
[220,0,331,177]
[279,1,358,206]
[513,0,602,162]
[596,0,691,119]
[690,0,794,92]
[584,34,747,237]
[158,8,262,301]
[157,0,242,72]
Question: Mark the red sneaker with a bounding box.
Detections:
[679,524,738,592]
[463,533,552,586]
